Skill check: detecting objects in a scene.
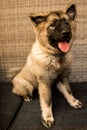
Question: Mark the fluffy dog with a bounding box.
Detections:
[11,4,82,128]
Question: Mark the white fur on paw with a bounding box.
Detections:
[70,99,83,108]
[24,96,31,102]
[42,116,54,128]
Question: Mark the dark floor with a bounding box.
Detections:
[0,82,87,130]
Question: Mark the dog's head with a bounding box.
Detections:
[30,4,76,54]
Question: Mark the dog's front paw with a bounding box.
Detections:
[70,99,83,108]
[24,96,32,102]
[41,116,54,128]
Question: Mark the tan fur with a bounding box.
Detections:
[12,4,82,128]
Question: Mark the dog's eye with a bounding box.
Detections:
[49,22,56,29]
[64,20,69,26]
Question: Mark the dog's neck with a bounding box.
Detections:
[32,40,68,62]
[34,39,66,59]
[35,39,63,55]
[52,53,67,63]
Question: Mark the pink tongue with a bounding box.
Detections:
[58,42,70,53]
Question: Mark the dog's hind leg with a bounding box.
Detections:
[57,78,83,108]
[12,76,34,102]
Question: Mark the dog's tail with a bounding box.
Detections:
[8,67,22,80]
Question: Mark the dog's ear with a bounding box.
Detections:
[29,14,46,26]
[66,4,76,20]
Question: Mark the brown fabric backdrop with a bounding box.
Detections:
[0,0,87,82]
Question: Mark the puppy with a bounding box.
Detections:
[12,4,82,128]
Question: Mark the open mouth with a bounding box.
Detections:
[48,30,72,53]
[49,39,71,53]
[58,41,70,53]
[48,31,71,53]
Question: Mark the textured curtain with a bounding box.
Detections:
[0,0,87,82]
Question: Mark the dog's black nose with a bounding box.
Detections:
[62,30,70,37]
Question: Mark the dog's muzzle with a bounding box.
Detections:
[61,28,72,42]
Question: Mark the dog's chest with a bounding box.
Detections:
[44,56,67,80]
